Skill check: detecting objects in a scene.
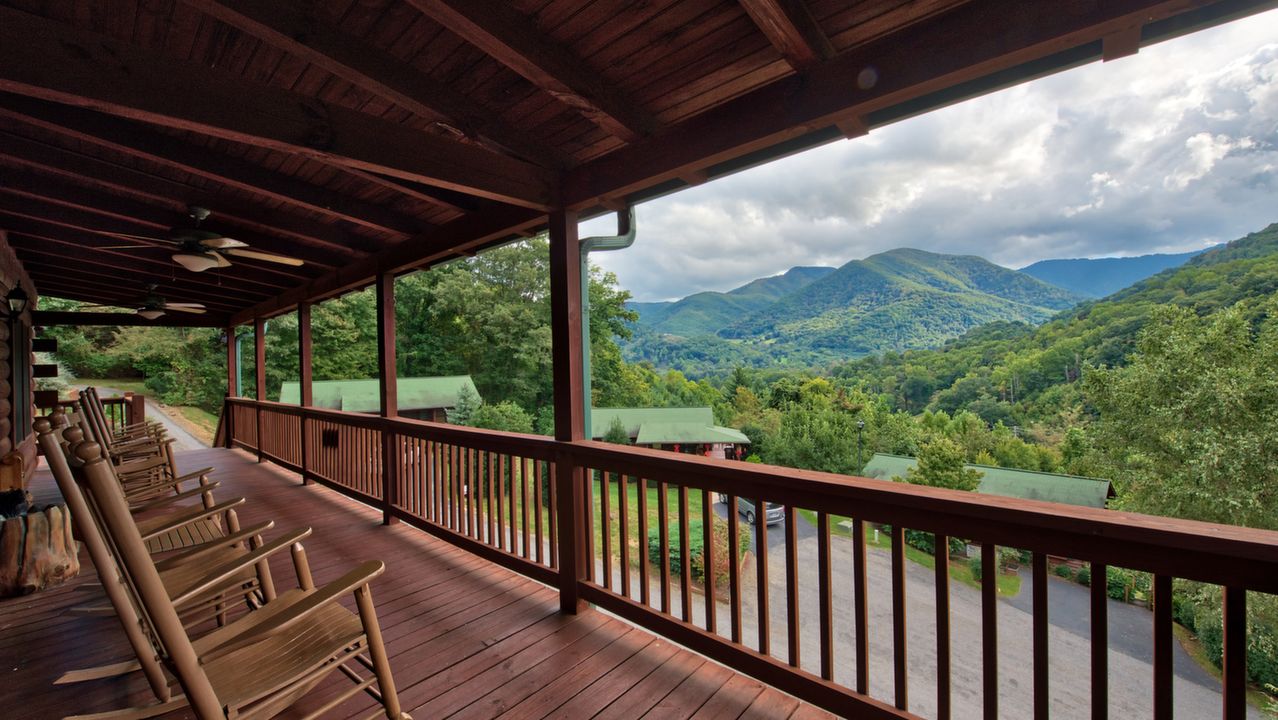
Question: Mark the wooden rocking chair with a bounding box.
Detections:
[69,437,409,720]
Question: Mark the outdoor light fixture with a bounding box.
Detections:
[5,286,28,316]
[136,309,165,320]
[172,252,221,272]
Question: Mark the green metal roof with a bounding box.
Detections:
[278,376,479,413]
[635,422,750,446]
[590,407,714,438]
[861,453,1114,508]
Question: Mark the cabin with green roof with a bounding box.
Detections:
[592,407,749,459]
[278,376,479,422]
[861,453,1114,509]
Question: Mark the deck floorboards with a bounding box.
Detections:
[1,447,828,719]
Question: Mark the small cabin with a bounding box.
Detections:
[591,407,750,459]
[279,376,480,423]
[862,452,1115,509]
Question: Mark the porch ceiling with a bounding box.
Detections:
[0,0,1272,326]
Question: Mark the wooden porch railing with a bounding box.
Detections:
[39,394,145,436]
[222,397,1278,720]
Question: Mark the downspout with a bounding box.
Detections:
[579,206,636,438]
[232,320,268,397]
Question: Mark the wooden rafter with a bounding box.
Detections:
[563,0,1253,207]
[0,160,349,270]
[0,96,418,244]
[738,0,834,70]
[0,128,380,257]
[402,0,655,143]
[31,310,227,328]
[0,8,558,210]
[179,0,566,169]
[25,266,243,312]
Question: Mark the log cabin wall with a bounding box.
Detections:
[0,229,39,491]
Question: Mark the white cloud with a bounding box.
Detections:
[582,11,1278,301]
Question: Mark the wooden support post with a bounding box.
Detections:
[376,274,398,525]
[298,302,312,485]
[225,326,237,397]
[549,208,587,614]
[126,394,145,427]
[254,317,265,463]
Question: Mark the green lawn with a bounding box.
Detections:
[799,508,1022,597]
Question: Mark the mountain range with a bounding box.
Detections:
[1019,249,1207,297]
[624,246,1202,375]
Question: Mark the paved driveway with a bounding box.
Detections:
[98,387,205,451]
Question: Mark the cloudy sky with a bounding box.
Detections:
[581,10,1278,302]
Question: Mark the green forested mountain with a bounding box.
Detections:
[1019,249,1205,297]
[629,265,834,336]
[624,248,1081,374]
[835,223,1278,424]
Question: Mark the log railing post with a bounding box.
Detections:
[253,317,265,462]
[376,273,399,525]
[549,208,588,614]
[221,398,234,449]
[126,393,145,427]
[298,302,312,485]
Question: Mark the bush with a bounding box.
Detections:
[997,546,1020,572]
[900,528,966,556]
[1106,567,1151,603]
[970,556,983,581]
[1053,564,1074,580]
[1076,566,1091,587]
[646,518,748,587]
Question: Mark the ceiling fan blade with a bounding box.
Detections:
[164,305,206,314]
[200,237,248,250]
[96,244,158,250]
[222,248,305,266]
[79,304,133,310]
[211,250,233,268]
[162,302,206,309]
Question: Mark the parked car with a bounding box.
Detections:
[736,497,784,525]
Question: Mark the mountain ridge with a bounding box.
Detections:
[1018,249,1205,297]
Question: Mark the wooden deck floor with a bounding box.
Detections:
[2,447,830,719]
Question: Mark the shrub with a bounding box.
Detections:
[997,546,1020,572]
[1053,564,1074,580]
[970,556,983,581]
[900,529,965,556]
[1076,566,1091,587]
[647,518,748,587]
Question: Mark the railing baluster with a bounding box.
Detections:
[982,542,998,720]
[728,494,742,644]
[1033,552,1049,720]
[487,451,497,545]
[817,511,833,681]
[1153,574,1173,720]
[546,461,557,569]
[619,474,631,599]
[854,518,868,695]
[600,471,612,589]
[470,448,479,538]
[703,489,716,634]
[935,533,951,720]
[497,454,507,550]
[521,458,532,560]
[891,525,908,710]
[452,444,462,531]
[678,484,691,622]
[533,457,545,564]
[1091,562,1108,720]
[658,481,671,614]
[581,466,592,572]
[785,504,800,667]
[638,476,650,607]
[755,498,769,656]
[1223,586,1247,720]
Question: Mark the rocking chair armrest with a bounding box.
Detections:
[129,480,222,513]
[115,454,168,476]
[200,560,385,659]
[138,497,247,541]
[170,527,313,606]
[171,467,216,485]
[153,520,275,571]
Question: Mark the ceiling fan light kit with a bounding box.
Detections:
[136,309,165,320]
[172,252,221,272]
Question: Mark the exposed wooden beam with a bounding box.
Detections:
[25,267,243,312]
[230,205,544,325]
[180,0,565,169]
[1103,26,1143,61]
[0,130,377,258]
[403,0,655,143]
[0,96,418,243]
[738,0,834,70]
[0,8,557,210]
[564,0,1268,208]
[32,310,225,328]
[0,164,345,271]
[336,167,481,216]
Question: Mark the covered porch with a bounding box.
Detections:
[2,1,1278,718]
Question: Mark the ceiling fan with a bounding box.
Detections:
[80,285,206,320]
[101,206,305,272]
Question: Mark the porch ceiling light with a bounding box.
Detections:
[5,286,28,315]
[172,252,221,272]
[136,309,165,320]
